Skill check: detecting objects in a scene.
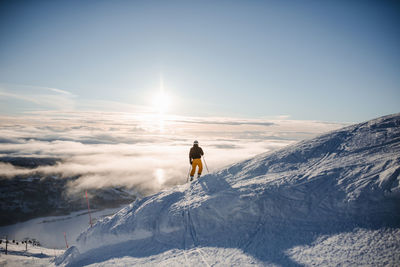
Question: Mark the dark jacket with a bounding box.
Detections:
[189,144,204,163]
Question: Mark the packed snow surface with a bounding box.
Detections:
[59,114,400,266]
[0,207,123,249]
[0,239,64,267]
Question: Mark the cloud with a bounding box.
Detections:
[48,87,74,96]
[0,83,76,111]
[211,144,240,149]
[0,111,347,196]
[172,118,275,127]
[0,83,76,96]
[0,137,22,144]
[0,162,33,177]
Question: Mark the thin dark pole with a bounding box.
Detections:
[187,165,191,183]
[64,232,69,249]
[202,156,209,173]
[85,190,93,228]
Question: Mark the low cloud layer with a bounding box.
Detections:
[0,111,346,195]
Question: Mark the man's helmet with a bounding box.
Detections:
[194,140,199,145]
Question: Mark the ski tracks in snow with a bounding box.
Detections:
[183,182,211,267]
[195,247,211,267]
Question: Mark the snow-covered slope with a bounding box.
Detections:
[0,238,65,267]
[0,207,124,249]
[59,114,400,266]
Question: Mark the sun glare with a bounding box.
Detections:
[150,76,174,132]
[155,168,165,185]
[153,90,171,114]
[152,77,172,115]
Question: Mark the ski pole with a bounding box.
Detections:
[186,165,191,183]
[202,156,209,173]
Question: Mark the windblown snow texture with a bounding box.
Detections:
[59,114,400,266]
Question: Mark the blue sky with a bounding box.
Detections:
[0,0,399,122]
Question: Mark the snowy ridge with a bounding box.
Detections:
[60,113,400,266]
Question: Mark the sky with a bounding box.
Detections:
[0,1,399,196]
[0,0,399,122]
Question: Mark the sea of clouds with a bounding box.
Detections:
[0,110,345,195]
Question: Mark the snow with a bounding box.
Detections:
[78,247,264,267]
[4,113,400,266]
[0,240,64,267]
[287,228,400,266]
[0,207,123,249]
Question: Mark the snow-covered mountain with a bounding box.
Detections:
[59,114,400,266]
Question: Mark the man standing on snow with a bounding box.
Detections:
[189,140,204,181]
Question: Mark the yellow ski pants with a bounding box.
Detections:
[190,158,203,176]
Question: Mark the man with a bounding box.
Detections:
[189,140,204,181]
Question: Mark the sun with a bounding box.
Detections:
[153,90,171,114]
[152,77,172,114]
